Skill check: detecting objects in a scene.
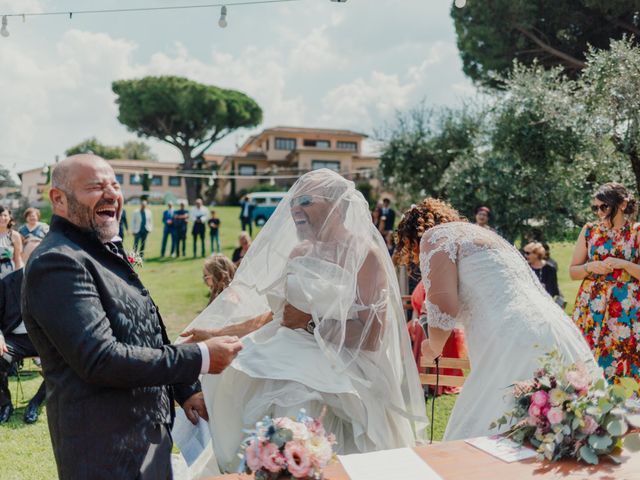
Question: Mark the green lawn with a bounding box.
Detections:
[0,208,583,479]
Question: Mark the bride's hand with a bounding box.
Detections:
[281,302,312,330]
[180,328,217,343]
[421,339,440,362]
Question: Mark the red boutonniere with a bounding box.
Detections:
[125,250,143,268]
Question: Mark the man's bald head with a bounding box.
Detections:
[49,154,123,242]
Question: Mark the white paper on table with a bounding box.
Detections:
[338,447,443,480]
[465,435,537,463]
[172,408,212,467]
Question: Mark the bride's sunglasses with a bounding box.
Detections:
[290,195,315,208]
[591,204,610,214]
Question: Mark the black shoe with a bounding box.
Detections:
[0,403,13,423]
[23,401,39,424]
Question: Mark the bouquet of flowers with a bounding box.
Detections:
[491,350,640,464]
[239,410,337,480]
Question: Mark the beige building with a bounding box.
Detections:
[18,126,380,205]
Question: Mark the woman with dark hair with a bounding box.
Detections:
[474,205,494,231]
[524,241,561,299]
[393,198,598,440]
[0,207,23,278]
[570,182,640,382]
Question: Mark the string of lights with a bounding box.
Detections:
[0,0,349,36]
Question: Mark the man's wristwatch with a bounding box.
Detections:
[306,319,316,334]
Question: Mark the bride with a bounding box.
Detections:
[181,169,427,473]
[393,198,601,441]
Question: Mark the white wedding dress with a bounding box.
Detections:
[420,222,600,441]
[198,255,418,473]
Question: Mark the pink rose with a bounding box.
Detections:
[284,441,312,479]
[546,407,565,425]
[541,405,551,417]
[260,442,285,473]
[581,415,598,435]
[245,440,263,472]
[566,366,590,392]
[528,403,542,417]
[531,390,549,407]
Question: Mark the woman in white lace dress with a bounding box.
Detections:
[394,199,600,441]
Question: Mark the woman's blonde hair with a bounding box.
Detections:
[203,254,236,304]
[524,242,546,260]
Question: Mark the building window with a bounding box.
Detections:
[312,160,340,172]
[115,174,124,184]
[303,139,331,148]
[130,174,141,185]
[151,175,163,186]
[275,137,296,150]
[168,176,182,187]
[239,164,257,176]
[337,141,358,151]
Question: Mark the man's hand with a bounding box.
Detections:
[421,339,440,363]
[182,392,209,425]
[0,336,7,355]
[204,336,243,374]
[281,302,312,330]
[180,328,217,343]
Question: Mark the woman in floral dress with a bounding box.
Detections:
[570,183,640,382]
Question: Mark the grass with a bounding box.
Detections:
[0,208,584,479]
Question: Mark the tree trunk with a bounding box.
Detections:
[628,147,640,200]
[181,152,199,205]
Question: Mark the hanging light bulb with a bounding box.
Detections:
[454,0,467,7]
[208,175,215,187]
[132,172,141,184]
[1,16,9,38]
[269,176,275,187]
[218,5,228,28]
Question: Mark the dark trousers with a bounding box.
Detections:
[0,333,46,408]
[192,223,205,257]
[161,227,175,257]
[240,216,253,236]
[210,229,220,253]
[136,423,173,480]
[133,230,149,257]
[175,228,187,257]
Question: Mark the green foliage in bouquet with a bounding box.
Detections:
[491,350,640,464]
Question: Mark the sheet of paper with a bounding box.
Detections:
[171,408,212,467]
[338,447,443,480]
[465,435,537,463]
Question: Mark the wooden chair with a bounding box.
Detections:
[401,294,413,320]
[419,356,470,389]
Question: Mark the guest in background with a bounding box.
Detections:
[524,242,562,301]
[0,245,46,424]
[570,182,640,382]
[232,231,251,266]
[203,254,236,305]
[18,208,49,241]
[410,281,466,395]
[239,196,254,237]
[118,208,128,240]
[160,202,175,257]
[208,210,221,253]
[542,242,559,270]
[0,207,23,278]
[132,199,153,258]
[378,198,395,234]
[474,205,494,231]
[371,200,383,230]
[190,198,209,258]
[173,201,189,257]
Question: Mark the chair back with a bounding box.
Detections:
[419,356,470,388]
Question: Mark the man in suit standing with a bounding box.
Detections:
[379,198,396,234]
[173,201,189,258]
[132,199,153,258]
[22,154,243,479]
[160,202,175,257]
[119,208,128,240]
[239,195,254,237]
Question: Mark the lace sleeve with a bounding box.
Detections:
[419,227,460,331]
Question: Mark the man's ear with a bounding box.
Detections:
[49,188,66,212]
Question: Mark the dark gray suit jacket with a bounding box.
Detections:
[0,268,23,336]
[22,215,202,479]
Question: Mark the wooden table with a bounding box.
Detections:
[209,439,640,480]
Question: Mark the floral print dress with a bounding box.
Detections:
[572,221,640,382]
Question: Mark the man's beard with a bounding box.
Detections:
[66,193,119,243]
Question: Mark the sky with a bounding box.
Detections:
[0,0,475,178]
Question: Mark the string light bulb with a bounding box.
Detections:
[1,16,9,38]
[454,0,467,7]
[218,5,228,28]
